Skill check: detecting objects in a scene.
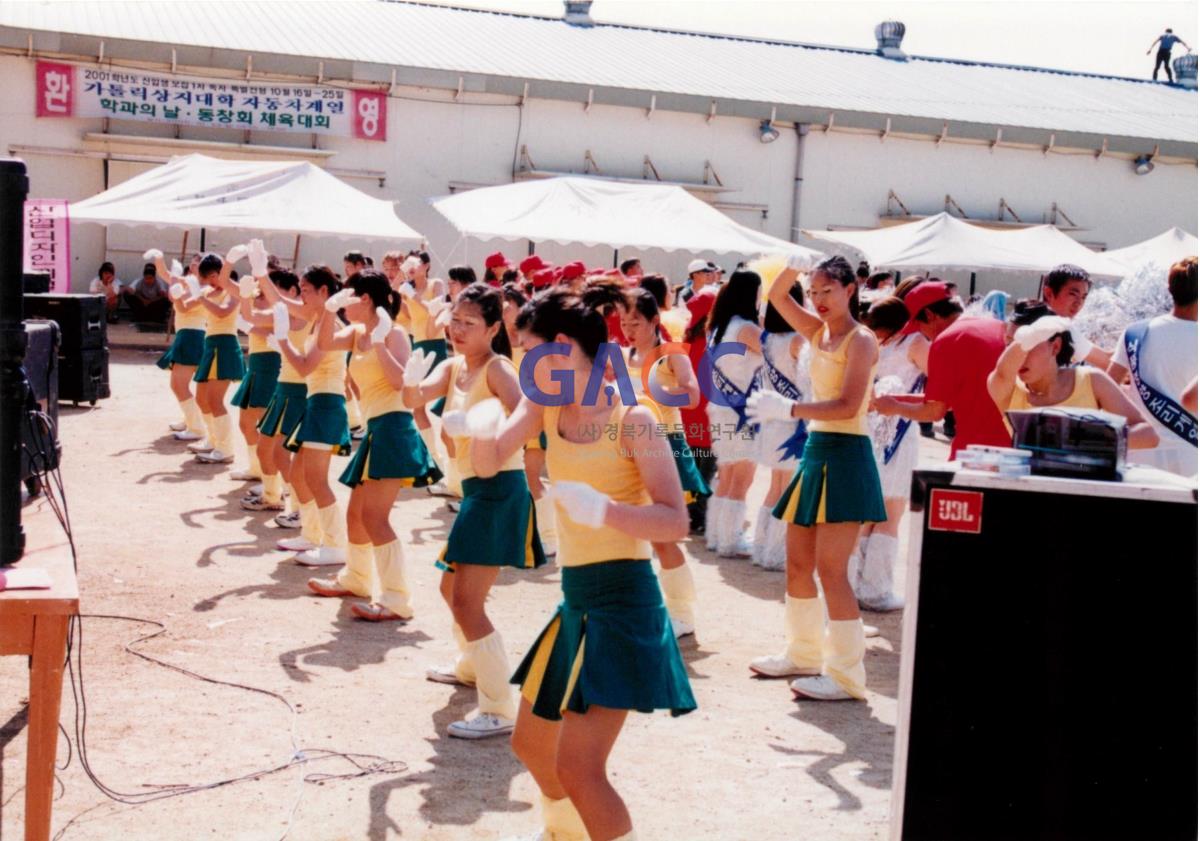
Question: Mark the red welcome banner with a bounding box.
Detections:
[24,199,72,293]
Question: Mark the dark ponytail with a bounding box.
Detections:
[456,282,512,358]
[812,256,859,320]
[302,265,342,298]
[706,269,761,344]
[523,286,612,360]
[348,269,401,319]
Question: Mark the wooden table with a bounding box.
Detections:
[0,498,79,841]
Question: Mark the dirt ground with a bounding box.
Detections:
[1,347,948,840]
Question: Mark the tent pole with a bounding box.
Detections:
[613,249,618,269]
[292,234,302,268]
[180,230,189,262]
[969,271,977,297]
[200,227,206,252]
[527,241,534,257]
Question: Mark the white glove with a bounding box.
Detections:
[266,335,281,353]
[787,251,814,272]
[225,244,249,265]
[434,307,452,328]
[745,390,795,424]
[440,410,467,438]
[403,348,436,387]
[248,239,269,278]
[426,298,448,318]
[466,398,505,439]
[143,248,163,260]
[237,275,257,299]
[401,255,422,275]
[168,283,186,301]
[1068,324,1093,363]
[184,274,202,299]
[170,259,183,278]
[235,316,252,335]
[325,288,358,313]
[272,303,290,341]
[370,307,392,344]
[398,282,416,299]
[548,481,611,529]
[1013,315,1072,352]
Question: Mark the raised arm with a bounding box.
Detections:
[1090,370,1160,449]
[747,328,879,426]
[603,406,688,541]
[768,259,824,340]
[401,355,453,411]
[367,310,412,391]
[987,340,1027,414]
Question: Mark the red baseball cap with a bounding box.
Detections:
[519,255,549,275]
[531,267,558,288]
[560,261,587,281]
[484,252,510,271]
[900,281,950,334]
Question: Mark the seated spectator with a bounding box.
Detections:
[89,261,123,322]
[123,262,171,326]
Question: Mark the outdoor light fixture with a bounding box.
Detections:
[1134,155,1155,175]
[759,120,780,144]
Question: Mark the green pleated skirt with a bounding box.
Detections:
[668,432,711,503]
[437,470,545,573]
[512,559,697,722]
[339,411,442,488]
[258,382,307,438]
[231,351,281,409]
[193,334,245,382]
[414,338,449,416]
[772,432,886,526]
[285,392,351,455]
[156,327,205,370]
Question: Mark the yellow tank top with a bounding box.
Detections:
[808,325,876,436]
[173,297,207,331]
[248,331,271,354]
[1009,367,1099,412]
[443,355,524,479]
[203,290,238,336]
[305,333,348,396]
[395,284,444,342]
[626,346,684,429]
[348,327,407,419]
[545,403,653,566]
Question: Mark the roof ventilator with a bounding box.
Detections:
[564,1,594,26]
[875,21,908,61]
[1173,53,1197,89]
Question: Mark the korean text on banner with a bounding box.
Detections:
[34,61,387,142]
[24,200,72,293]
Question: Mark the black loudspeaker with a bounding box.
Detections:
[23,292,107,351]
[20,320,60,491]
[58,347,109,405]
[23,272,50,293]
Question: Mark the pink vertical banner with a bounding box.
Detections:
[352,90,387,142]
[24,199,72,293]
[35,61,75,118]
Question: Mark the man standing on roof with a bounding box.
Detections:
[1148,28,1190,82]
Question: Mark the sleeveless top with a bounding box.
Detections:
[395,284,444,343]
[876,333,923,391]
[544,402,653,567]
[707,315,763,396]
[443,355,524,479]
[248,331,272,355]
[203,289,238,336]
[759,332,802,399]
[625,345,685,429]
[1008,367,1099,412]
[173,295,207,331]
[277,322,312,385]
[305,330,348,396]
[348,326,407,419]
[808,325,876,436]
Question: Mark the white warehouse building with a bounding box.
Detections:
[0,0,1195,296]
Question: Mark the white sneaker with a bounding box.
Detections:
[790,675,855,701]
[249,482,265,497]
[425,663,474,687]
[426,481,454,498]
[350,425,366,440]
[760,548,786,572]
[447,499,461,513]
[229,469,258,481]
[864,624,880,639]
[294,547,346,567]
[670,616,695,639]
[168,420,187,432]
[276,535,315,552]
[195,449,234,464]
[749,654,821,679]
[174,429,205,442]
[184,436,213,450]
[718,532,753,559]
[860,594,905,612]
[274,511,302,529]
[447,712,514,740]
[241,495,284,511]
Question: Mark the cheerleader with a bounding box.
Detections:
[854,297,928,612]
[621,288,707,638]
[401,282,545,741]
[306,270,441,620]
[226,270,281,482]
[263,258,353,566]
[188,251,246,465]
[468,285,695,841]
[503,283,558,558]
[395,250,452,472]
[704,271,764,558]
[148,250,207,442]
[241,267,309,515]
[752,283,809,573]
[746,255,883,702]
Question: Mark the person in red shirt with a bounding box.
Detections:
[680,260,719,532]
[873,281,1009,457]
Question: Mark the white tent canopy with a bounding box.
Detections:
[1105,227,1199,270]
[430,176,821,258]
[70,153,423,242]
[804,212,1124,279]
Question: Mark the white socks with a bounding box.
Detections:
[180,397,204,433]
[244,445,262,478]
[316,503,346,550]
[751,506,772,566]
[373,540,414,619]
[541,795,588,841]
[534,493,558,556]
[762,516,787,572]
[717,499,748,557]
[465,631,516,720]
[451,622,476,684]
[262,472,284,505]
[658,564,697,628]
[212,413,234,454]
[857,533,899,608]
[201,412,216,446]
[824,618,867,699]
[336,542,376,598]
[705,497,725,551]
[784,595,823,671]
[299,499,323,545]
